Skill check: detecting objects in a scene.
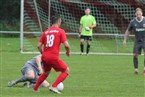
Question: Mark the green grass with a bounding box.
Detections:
[21,35,134,53]
[0,37,145,97]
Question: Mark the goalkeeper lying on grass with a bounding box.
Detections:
[8,55,49,88]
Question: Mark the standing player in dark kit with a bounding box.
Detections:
[33,15,70,94]
[79,8,96,55]
[123,8,145,75]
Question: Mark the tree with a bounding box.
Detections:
[0,0,20,30]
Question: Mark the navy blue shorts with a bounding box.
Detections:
[80,35,92,41]
[133,42,145,55]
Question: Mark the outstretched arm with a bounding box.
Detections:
[36,55,43,74]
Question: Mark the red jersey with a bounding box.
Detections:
[39,26,67,59]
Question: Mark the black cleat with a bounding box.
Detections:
[134,71,138,75]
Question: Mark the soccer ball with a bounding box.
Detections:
[57,82,64,91]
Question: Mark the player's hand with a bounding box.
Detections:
[85,26,90,31]
[79,29,82,33]
[89,25,93,29]
[123,40,126,48]
[38,66,43,74]
[66,51,70,57]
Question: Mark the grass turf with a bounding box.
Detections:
[20,35,134,53]
[0,37,145,97]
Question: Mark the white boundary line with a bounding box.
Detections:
[1,31,136,55]
[20,51,140,56]
[0,31,135,37]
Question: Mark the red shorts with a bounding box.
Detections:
[42,58,68,72]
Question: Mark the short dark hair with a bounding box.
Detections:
[51,15,61,24]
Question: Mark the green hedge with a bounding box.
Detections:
[0,0,20,31]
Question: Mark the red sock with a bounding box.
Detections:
[33,73,47,91]
[52,72,68,87]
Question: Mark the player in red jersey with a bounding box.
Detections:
[33,15,70,94]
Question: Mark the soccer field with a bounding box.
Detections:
[0,37,145,97]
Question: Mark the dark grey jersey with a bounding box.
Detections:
[127,16,145,42]
[23,55,41,73]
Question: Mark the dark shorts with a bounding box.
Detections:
[80,35,92,41]
[21,63,39,83]
[133,42,145,55]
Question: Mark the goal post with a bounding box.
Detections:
[20,0,144,55]
[20,0,50,53]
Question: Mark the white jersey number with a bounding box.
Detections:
[46,35,55,47]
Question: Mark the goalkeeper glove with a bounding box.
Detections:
[85,26,90,31]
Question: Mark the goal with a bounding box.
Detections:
[20,0,145,55]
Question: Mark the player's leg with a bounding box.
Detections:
[50,68,69,94]
[86,36,92,55]
[28,80,50,88]
[80,35,85,55]
[33,61,51,91]
[143,44,145,75]
[41,80,50,87]
[133,53,139,74]
[143,53,145,75]
[52,68,69,87]
[8,75,29,87]
[33,71,50,91]
[133,43,141,75]
[8,66,35,87]
[29,69,50,88]
[49,59,69,94]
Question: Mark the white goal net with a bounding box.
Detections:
[20,0,145,55]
